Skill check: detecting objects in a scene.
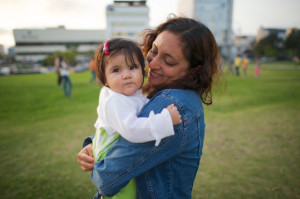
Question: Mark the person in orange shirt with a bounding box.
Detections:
[242,55,249,76]
[89,58,96,83]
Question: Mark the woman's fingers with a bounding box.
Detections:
[77,144,95,172]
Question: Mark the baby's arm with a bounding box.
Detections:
[166,104,182,125]
[105,96,179,146]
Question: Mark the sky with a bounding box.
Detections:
[0,0,300,52]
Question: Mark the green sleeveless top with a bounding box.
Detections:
[93,127,136,199]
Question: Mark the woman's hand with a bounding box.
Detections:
[77,144,95,172]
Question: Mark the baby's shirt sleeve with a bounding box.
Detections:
[105,94,174,146]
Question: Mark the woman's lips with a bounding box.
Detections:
[149,70,161,78]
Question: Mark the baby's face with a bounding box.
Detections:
[104,53,143,96]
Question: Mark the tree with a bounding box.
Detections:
[253,34,285,59]
[41,51,77,66]
[61,50,77,66]
[285,29,300,57]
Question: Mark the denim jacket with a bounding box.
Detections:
[84,89,206,199]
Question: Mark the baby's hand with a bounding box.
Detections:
[167,104,182,125]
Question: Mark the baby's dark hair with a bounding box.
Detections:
[95,38,146,86]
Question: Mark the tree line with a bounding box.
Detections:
[253,29,300,61]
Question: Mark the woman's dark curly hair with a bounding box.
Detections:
[141,16,221,105]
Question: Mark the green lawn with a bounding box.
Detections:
[0,67,299,198]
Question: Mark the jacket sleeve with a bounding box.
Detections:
[82,136,93,148]
[91,95,184,197]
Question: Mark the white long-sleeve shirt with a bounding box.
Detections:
[93,86,175,157]
[60,61,69,76]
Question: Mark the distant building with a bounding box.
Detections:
[178,0,234,59]
[231,35,255,59]
[106,0,149,40]
[13,26,105,62]
[12,0,150,62]
[285,28,298,38]
[8,47,15,58]
[256,27,286,43]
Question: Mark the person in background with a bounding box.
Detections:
[242,55,249,76]
[219,56,224,75]
[227,59,234,75]
[55,56,62,86]
[89,57,96,83]
[255,57,262,78]
[58,56,72,98]
[234,54,242,76]
[77,16,221,198]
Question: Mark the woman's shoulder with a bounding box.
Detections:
[140,89,203,118]
[149,89,202,110]
[155,89,201,103]
[160,88,197,95]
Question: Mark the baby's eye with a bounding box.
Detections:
[112,68,120,73]
[130,65,137,70]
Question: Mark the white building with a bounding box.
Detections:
[231,35,255,59]
[178,0,233,59]
[106,0,149,41]
[12,0,150,63]
[13,26,105,62]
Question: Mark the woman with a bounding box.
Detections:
[77,16,220,198]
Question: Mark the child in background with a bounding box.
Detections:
[255,57,261,78]
[92,38,181,199]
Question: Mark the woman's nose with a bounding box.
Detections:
[148,55,160,69]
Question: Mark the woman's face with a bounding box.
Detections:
[146,31,190,87]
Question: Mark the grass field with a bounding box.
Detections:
[0,66,299,199]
